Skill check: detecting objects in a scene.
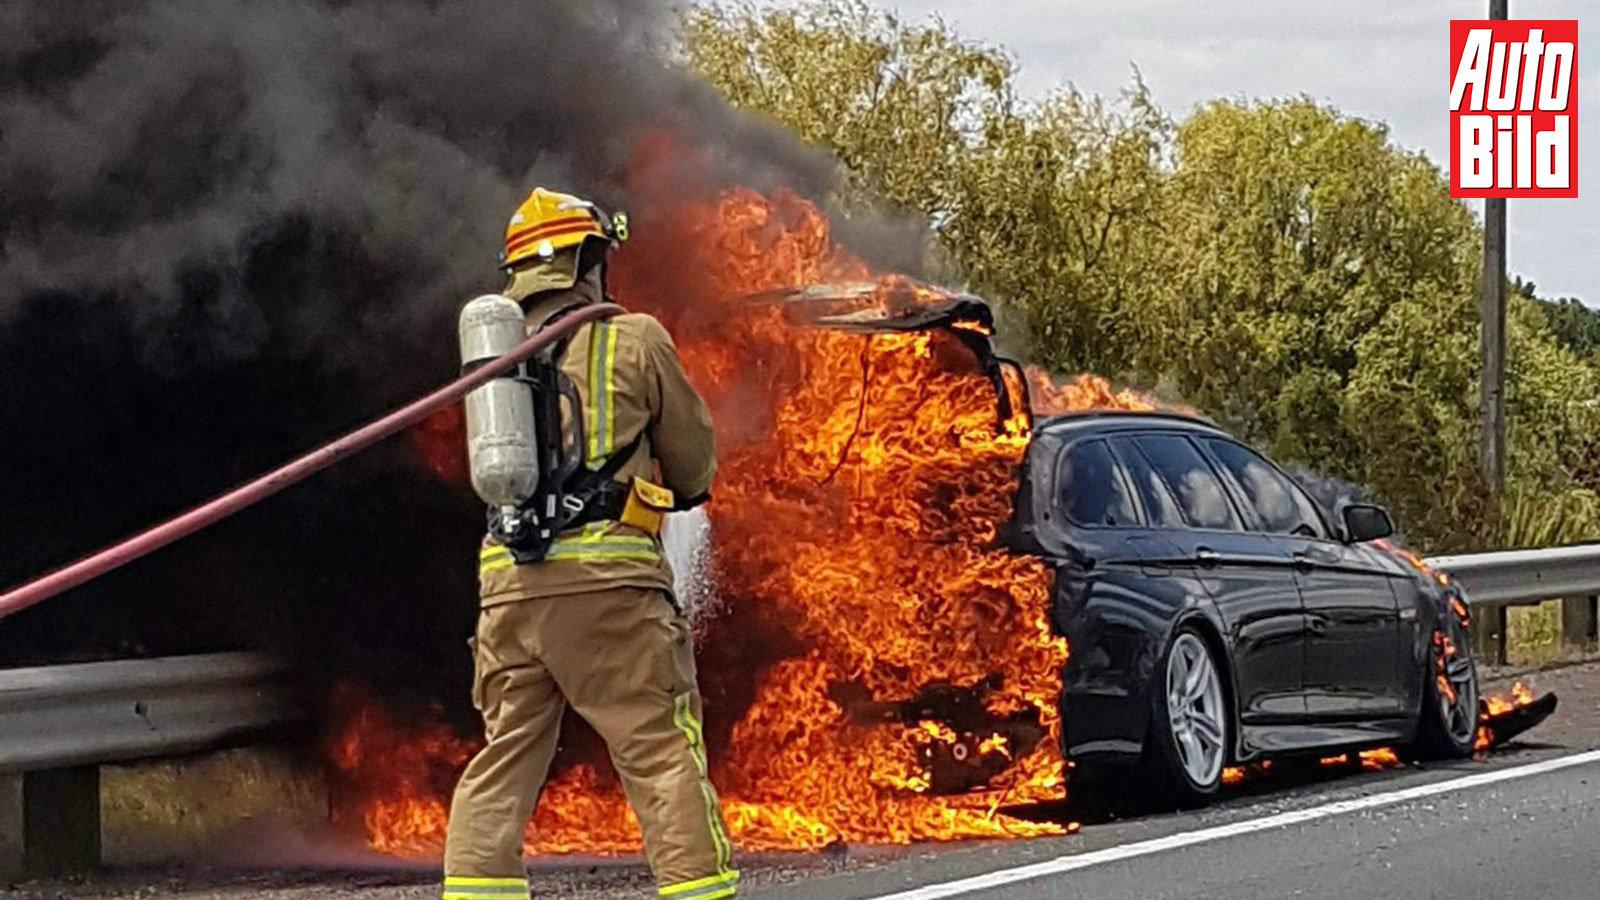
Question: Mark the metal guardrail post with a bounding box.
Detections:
[0,768,102,878]
[0,775,20,877]
[1472,604,1509,666]
[1562,595,1599,654]
[26,768,101,876]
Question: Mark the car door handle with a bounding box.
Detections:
[1293,551,1315,573]
[1194,547,1220,567]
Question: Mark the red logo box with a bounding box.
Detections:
[1450,19,1579,198]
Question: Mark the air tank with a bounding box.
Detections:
[459,294,539,508]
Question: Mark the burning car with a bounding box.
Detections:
[782,279,1482,808]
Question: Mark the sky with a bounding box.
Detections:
[857,0,1598,306]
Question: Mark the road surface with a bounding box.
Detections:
[5,661,1599,900]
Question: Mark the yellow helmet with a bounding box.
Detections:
[500,187,627,270]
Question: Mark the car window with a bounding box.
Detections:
[1124,434,1242,530]
[1109,439,1186,529]
[1057,440,1138,527]
[1202,438,1328,538]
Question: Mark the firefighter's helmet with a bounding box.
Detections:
[501,187,627,271]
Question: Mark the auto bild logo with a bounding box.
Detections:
[1450,19,1579,198]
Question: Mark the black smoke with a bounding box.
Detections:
[0,0,919,709]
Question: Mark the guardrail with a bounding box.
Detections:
[0,652,298,878]
[1427,542,1600,666]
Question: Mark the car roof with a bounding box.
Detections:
[1035,409,1230,441]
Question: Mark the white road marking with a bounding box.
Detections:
[871,749,1600,900]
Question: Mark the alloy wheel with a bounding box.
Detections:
[1166,632,1227,787]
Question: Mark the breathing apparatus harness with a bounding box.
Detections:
[484,299,645,564]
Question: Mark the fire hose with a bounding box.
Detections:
[0,302,625,620]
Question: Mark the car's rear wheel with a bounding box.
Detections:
[1411,601,1479,759]
[1145,627,1229,805]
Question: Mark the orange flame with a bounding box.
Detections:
[1475,681,1538,751]
[1316,748,1402,771]
[1373,538,1451,588]
[347,187,1161,855]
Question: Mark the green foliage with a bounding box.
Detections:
[1531,292,1600,361]
[949,85,1171,375]
[683,1,1012,223]
[685,1,1171,374]
[685,1,1600,552]
[1498,482,1600,549]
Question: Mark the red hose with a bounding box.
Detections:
[0,302,624,619]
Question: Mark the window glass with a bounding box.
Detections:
[1203,439,1327,538]
[1125,434,1242,530]
[1057,440,1138,527]
[1110,439,1186,528]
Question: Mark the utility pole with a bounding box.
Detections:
[1480,0,1509,494]
[1474,0,1510,663]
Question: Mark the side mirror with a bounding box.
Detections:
[1341,503,1394,543]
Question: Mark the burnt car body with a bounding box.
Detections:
[1006,411,1478,801]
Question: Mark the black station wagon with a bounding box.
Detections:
[1005,411,1479,804]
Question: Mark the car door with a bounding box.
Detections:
[1108,432,1308,724]
[1050,437,1195,758]
[1198,438,1405,719]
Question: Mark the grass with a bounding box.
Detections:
[1505,601,1565,667]
[100,746,327,865]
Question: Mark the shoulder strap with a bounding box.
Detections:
[550,430,646,533]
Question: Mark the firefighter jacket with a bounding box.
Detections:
[477,282,715,606]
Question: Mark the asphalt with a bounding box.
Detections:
[8,661,1600,900]
[751,660,1600,900]
[758,753,1600,899]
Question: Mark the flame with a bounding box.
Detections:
[1358,748,1403,770]
[1476,681,1538,751]
[1222,759,1272,786]
[1316,749,1402,772]
[1373,538,1451,588]
[1029,370,1159,418]
[348,186,1165,855]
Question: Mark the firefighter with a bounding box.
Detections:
[442,188,736,900]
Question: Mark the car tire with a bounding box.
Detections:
[1410,601,1479,760]
[1143,626,1230,807]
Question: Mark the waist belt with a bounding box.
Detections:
[479,523,660,574]
[479,483,658,576]
[577,480,628,525]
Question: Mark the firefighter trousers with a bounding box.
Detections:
[442,587,738,899]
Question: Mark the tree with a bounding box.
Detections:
[683,1,1012,230]
[684,1,1600,551]
[1530,292,1600,362]
[684,0,1170,375]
